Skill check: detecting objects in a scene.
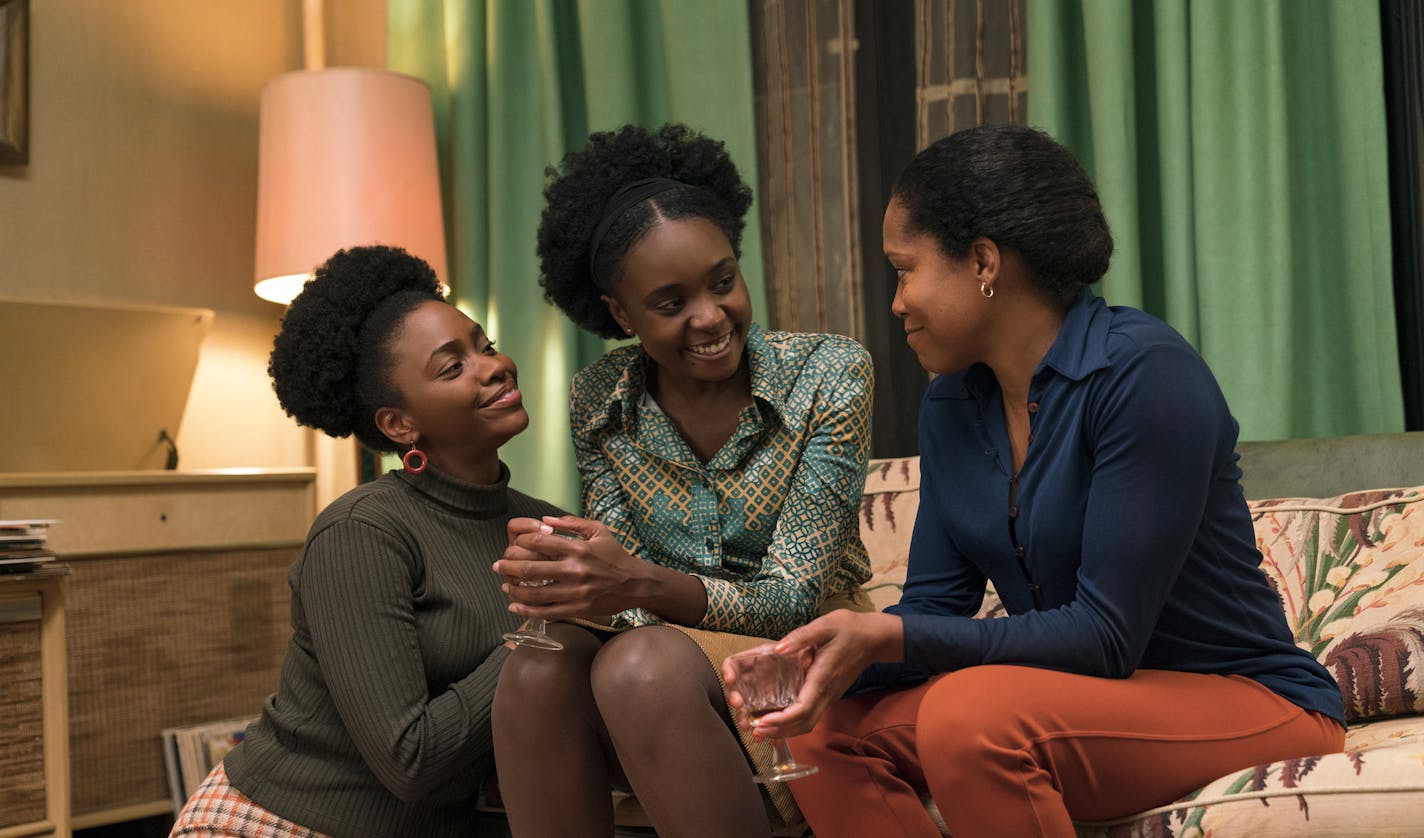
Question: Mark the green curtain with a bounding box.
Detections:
[1028,0,1404,441]
[387,0,766,509]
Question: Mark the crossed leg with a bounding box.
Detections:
[494,623,773,838]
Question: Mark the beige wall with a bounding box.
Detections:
[0,0,385,472]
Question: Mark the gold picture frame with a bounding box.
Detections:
[0,0,28,165]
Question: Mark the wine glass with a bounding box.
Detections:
[502,528,580,651]
[726,647,819,782]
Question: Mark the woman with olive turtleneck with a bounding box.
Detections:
[170,245,562,838]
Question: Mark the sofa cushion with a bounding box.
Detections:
[1073,715,1424,838]
[1249,487,1424,722]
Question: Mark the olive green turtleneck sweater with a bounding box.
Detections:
[223,463,562,838]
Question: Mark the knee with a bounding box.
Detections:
[494,624,599,720]
[589,627,715,717]
[916,666,1076,805]
[916,666,1033,762]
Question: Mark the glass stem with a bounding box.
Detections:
[770,737,797,770]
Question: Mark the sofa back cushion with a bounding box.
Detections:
[1248,487,1424,722]
[860,458,1003,618]
[860,459,919,611]
[859,457,1424,723]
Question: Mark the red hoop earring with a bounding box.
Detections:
[402,447,427,474]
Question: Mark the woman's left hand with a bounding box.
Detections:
[724,610,904,739]
[492,515,646,619]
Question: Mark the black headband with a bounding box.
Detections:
[587,177,687,290]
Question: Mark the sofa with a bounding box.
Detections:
[858,431,1424,837]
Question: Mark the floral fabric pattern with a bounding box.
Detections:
[1251,488,1424,721]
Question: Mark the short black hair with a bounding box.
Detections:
[268,245,444,452]
[892,123,1113,306]
[537,123,754,338]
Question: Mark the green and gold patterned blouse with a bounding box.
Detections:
[569,324,873,637]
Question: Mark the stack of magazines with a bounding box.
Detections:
[0,519,57,572]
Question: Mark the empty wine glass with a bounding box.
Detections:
[502,528,580,651]
[726,647,819,782]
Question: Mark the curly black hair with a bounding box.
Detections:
[892,123,1114,307]
[268,245,445,452]
[537,123,754,338]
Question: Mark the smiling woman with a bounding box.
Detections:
[746,123,1347,838]
[371,301,529,484]
[486,123,876,835]
[169,246,564,838]
[605,215,754,461]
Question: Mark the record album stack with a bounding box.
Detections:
[0,519,57,572]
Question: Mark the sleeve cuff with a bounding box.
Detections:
[898,611,982,672]
[847,662,933,695]
[694,575,812,637]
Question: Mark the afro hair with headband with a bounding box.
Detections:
[536,123,753,339]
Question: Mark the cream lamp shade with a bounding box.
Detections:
[254,68,447,304]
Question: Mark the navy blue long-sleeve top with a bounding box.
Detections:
[856,290,1344,724]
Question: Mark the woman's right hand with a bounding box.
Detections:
[724,610,904,739]
[493,515,647,619]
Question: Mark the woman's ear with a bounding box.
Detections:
[374,407,418,449]
[602,293,634,337]
[970,238,1002,286]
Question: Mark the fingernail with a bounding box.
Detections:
[538,523,553,534]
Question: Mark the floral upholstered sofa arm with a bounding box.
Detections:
[1250,487,1424,721]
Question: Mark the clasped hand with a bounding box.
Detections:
[493,515,640,620]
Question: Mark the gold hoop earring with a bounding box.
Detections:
[980,282,994,299]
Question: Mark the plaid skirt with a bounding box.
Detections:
[170,763,331,838]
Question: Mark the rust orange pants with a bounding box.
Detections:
[788,665,1344,838]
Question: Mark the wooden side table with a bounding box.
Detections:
[0,469,314,828]
[0,566,70,838]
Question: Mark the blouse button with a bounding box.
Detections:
[1027,402,1040,414]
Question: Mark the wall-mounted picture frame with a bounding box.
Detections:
[0,0,28,166]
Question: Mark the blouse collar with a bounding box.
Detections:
[587,322,785,435]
